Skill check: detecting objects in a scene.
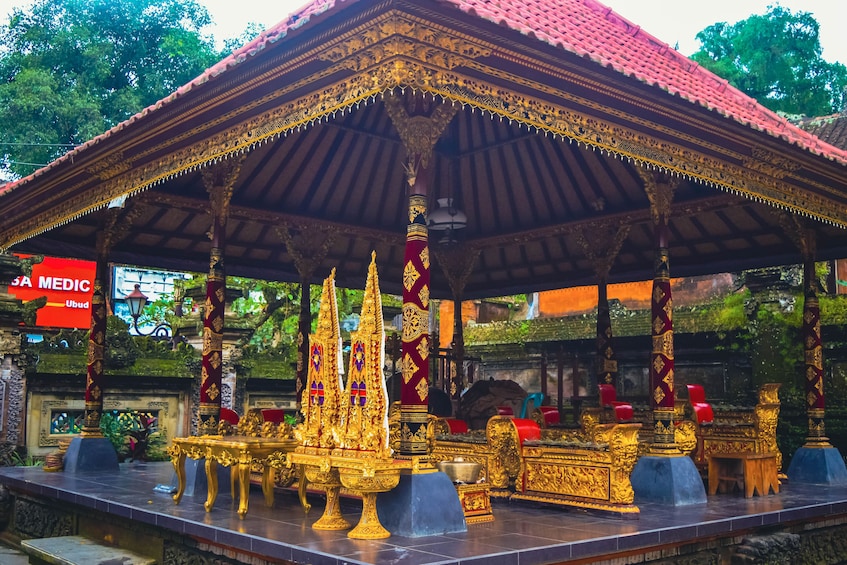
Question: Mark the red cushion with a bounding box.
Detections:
[497,406,515,416]
[219,407,239,425]
[538,406,560,426]
[686,384,706,404]
[692,403,714,425]
[612,403,634,422]
[261,409,287,423]
[444,418,469,434]
[598,384,618,406]
[512,418,541,444]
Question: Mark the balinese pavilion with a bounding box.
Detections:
[2,0,847,563]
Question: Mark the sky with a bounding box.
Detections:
[0,0,845,64]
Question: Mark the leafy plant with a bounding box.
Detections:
[100,410,168,462]
[9,450,42,467]
[126,414,166,462]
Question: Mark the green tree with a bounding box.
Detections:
[0,0,223,178]
[691,6,847,116]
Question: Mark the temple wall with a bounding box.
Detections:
[24,388,186,458]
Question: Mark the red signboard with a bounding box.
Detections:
[8,255,96,329]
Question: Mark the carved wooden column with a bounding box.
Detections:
[576,223,630,392]
[81,257,108,437]
[801,249,828,446]
[782,218,847,483]
[780,218,830,447]
[83,207,140,437]
[199,159,242,435]
[385,92,457,457]
[639,169,680,453]
[65,206,139,471]
[432,244,479,401]
[630,170,704,505]
[277,225,336,405]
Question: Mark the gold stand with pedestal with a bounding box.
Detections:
[289,256,411,539]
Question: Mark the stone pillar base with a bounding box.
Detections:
[376,471,467,537]
[169,458,232,498]
[63,437,119,473]
[631,454,706,506]
[788,446,847,485]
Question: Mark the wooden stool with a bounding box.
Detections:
[707,452,779,497]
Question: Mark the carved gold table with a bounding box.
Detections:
[170,435,297,518]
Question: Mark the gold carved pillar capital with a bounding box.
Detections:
[638,168,680,227]
[202,156,245,231]
[383,91,459,171]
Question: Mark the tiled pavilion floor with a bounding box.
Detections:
[1,462,847,564]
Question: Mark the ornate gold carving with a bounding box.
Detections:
[401,303,427,342]
[383,92,459,166]
[415,378,428,401]
[419,247,429,270]
[401,353,418,383]
[203,156,245,227]
[403,261,420,291]
[744,147,801,179]
[339,252,390,457]
[415,336,429,361]
[300,269,343,449]
[86,152,131,180]
[276,224,337,279]
[318,17,491,72]
[574,222,631,280]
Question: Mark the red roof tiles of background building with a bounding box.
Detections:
[4,0,845,196]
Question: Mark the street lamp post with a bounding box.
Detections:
[124,284,171,338]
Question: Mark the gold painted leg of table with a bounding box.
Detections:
[204,458,218,512]
[171,451,186,504]
[297,467,311,514]
[261,467,276,508]
[348,492,390,540]
[236,462,251,518]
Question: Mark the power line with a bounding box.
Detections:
[0,142,77,148]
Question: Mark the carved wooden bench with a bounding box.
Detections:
[689,383,782,471]
[512,422,641,516]
[433,415,641,515]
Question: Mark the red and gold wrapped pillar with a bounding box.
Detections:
[82,259,108,437]
[199,246,225,435]
[650,224,676,450]
[803,260,828,445]
[399,193,431,456]
[296,279,311,404]
[596,278,617,387]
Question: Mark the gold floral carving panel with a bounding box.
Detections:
[524,461,610,500]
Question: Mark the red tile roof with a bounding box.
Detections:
[447,0,847,162]
[4,0,846,197]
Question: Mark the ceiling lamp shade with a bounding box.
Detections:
[428,198,467,232]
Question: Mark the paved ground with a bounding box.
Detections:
[0,544,28,565]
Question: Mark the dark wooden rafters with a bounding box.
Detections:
[1,1,846,301]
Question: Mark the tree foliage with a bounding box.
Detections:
[691,5,847,117]
[0,0,224,178]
